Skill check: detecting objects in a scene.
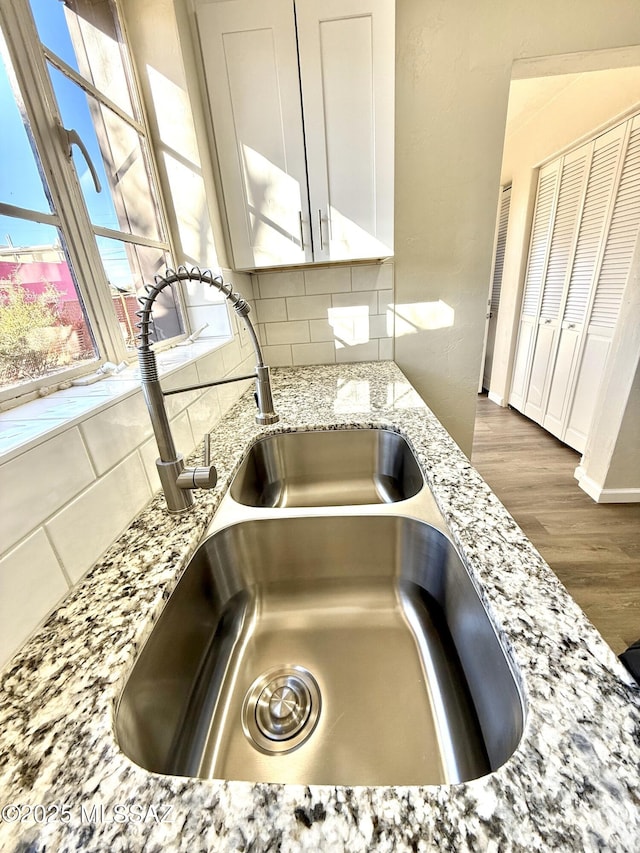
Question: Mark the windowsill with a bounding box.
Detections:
[0,335,232,464]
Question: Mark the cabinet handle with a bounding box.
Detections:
[298,211,305,249]
[318,209,324,251]
[568,323,576,329]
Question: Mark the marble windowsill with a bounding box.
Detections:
[0,335,231,464]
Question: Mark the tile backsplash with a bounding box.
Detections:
[0,271,255,670]
[252,261,394,366]
[0,262,395,670]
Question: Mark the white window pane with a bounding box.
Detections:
[0,216,99,391]
[49,64,164,242]
[95,236,182,347]
[0,36,51,213]
[29,0,135,118]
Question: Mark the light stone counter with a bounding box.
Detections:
[1,362,639,852]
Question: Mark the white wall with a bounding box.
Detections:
[394,0,640,456]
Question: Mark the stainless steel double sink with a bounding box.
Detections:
[116,427,524,787]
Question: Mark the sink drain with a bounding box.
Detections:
[242,666,321,753]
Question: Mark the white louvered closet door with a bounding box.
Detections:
[543,124,626,439]
[523,147,588,423]
[482,185,511,390]
[509,162,559,410]
[564,114,640,452]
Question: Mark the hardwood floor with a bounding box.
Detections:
[472,394,640,655]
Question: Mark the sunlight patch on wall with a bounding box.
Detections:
[391,300,455,336]
[327,305,370,348]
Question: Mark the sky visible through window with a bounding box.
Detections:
[1,0,135,286]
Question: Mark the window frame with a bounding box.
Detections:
[0,0,187,407]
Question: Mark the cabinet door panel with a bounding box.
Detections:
[197,0,310,269]
[296,0,394,261]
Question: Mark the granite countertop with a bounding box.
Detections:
[1,362,639,852]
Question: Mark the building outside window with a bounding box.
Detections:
[0,0,184,403]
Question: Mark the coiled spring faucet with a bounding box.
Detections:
[137,266,278,513]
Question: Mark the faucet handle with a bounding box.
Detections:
[175,432,217,491]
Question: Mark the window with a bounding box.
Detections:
[0,0,184,401]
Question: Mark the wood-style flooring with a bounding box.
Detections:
[472,394,640,655]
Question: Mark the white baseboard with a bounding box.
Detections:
[577,471,640,503]
[487,391,506,407]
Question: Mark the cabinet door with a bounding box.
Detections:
[295,0,394,261]
[197,0,311,269]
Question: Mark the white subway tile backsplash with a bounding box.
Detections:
[331,290,379,312]
[291,342,336,365]
[186,388,222,444]
[369,314,392,339]
[0,429,95,554]
[186,304,232,338]
[0,530,69,670]
[255,298,287,324]
[220,338,242,375]
[303,266,351,294]
[79,393,153,478]
[309,319,336,343]
[379,338,394,360]
[45,453,152,585]
[195,348,227,386]
[163,364,201,419]
[256,270,305,298]
[352,263,393,291]
[265,321,310,346]
[378,291,394,314]
[286,294,331,321]
[336,340,380,363]
[217,378,252,415]
[261,345,293,366]
[140,409,195,493]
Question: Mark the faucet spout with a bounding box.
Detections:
[137,266,278,513]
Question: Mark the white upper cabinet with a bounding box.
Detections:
[197,0,310,269]
[197,0,395,270]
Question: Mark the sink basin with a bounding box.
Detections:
[229,428,424,507]
[116,516,524,786]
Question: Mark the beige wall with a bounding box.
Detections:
[394,0,640,455]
